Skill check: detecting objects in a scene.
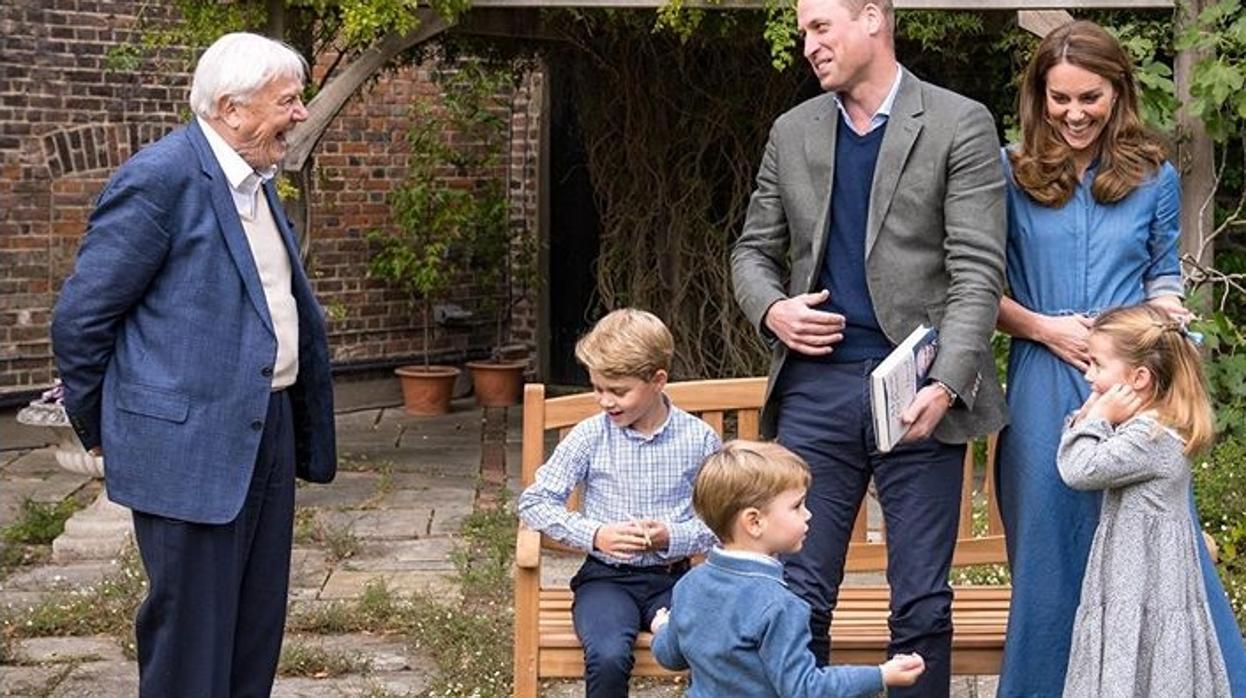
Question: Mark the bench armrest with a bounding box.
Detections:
[516,524,542,569]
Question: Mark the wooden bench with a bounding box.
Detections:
[513,377,1010,697]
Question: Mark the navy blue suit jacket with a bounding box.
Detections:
[52,120,336,524]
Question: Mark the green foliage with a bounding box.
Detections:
[367,54,517,365]
[654,0,710,43]
[0,548,146,659]
[1191,308,1246,438]
[126,0,267,72]
[1101,17,1179,132]
[760,0,798,70]
[104,43,142,73]
[278,640,370,677]
[1178,0,1246,143]
[896,10,986,58]
[1194,436,1246,626]
[1,498,79,546]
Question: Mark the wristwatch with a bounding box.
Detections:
[931,380,958,408]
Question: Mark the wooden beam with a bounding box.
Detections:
[1017,10,1073,37]
[283,9,450,171]
[469,0,1172,8]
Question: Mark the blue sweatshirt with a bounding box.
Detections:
[652,548,884,697]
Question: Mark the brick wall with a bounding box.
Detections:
[0,2,543,396]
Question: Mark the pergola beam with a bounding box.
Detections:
[469,0,1171,8]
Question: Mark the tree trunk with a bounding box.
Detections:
[1175,0,1215,271]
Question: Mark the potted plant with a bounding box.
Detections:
[370,55,532,413]
[368,178,467,416]
[464,178,535,407]
[438,56,533,407]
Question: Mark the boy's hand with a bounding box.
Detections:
[1084,384,1143,426]
[635,520,670,553]
[880,653,925,687]
[650,607,670,634]
[593,521,649,560]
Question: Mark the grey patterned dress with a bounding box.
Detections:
[1057,414,1232,698]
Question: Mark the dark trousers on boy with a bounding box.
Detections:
[776,357,965,698]
[570,556,690,698]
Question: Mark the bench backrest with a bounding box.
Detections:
[521,378,1006,572]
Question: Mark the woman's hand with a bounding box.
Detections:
[1037,314,1094,372]
[1147,295,1192,324]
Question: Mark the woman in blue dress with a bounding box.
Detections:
[994,20,1246,697]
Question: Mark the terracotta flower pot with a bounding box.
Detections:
[394,365,461,415]
[466,359,527,407]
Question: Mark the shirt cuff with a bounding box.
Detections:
[571,519,601,554]
[1144,274,1184,299]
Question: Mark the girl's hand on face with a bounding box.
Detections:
[1085,384,1144,426]
[1073,390,1101,425]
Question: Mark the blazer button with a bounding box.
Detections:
[250,420,263,431]
[261,366,273,377]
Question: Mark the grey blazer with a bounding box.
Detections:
[731,70,1009,443]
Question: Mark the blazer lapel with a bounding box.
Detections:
[805,95,839,269]
[865,72,924,259]
[188,121,275,335]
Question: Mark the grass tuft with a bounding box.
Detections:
[278,640,370,678]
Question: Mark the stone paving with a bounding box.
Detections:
[0,390,522,697]
[0,379,1000,697]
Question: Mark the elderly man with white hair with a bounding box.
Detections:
[52,32,337,696]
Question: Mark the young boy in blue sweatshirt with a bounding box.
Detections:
[517,309,721,698]
[651,440,925,697]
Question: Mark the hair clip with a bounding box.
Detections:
[1177,319,1205,347]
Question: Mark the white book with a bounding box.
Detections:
[870,325,939,453]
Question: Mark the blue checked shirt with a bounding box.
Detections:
[517,399,721,566]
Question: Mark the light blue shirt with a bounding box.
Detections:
[652,548,885,698]
[833,64,904,136]
[1002,151,1184,316]
[517,399,721,565]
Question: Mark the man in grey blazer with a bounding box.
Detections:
[731,0,1007,694]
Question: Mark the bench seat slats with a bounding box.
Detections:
[515,380,1012,697]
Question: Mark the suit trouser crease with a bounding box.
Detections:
[776,358,964,698]
[132,390,296,698]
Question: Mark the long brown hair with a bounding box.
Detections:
[1092,305,1214,454]
[1010,20,1166,208]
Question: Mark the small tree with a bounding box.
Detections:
[367,53,521,370]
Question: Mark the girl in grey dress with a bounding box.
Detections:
[1057,304,1233,698]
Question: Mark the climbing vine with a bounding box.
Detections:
[551,12,809,378]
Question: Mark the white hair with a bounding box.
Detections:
[189,32,308,120]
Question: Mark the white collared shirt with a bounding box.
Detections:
[834,64,905,136]
[196,117,299,390]
[714,546,784,567]
[197,117,278,219]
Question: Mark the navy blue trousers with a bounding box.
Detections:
[570,557,687,698]
[776,358,964,698]
[132,390,295,698]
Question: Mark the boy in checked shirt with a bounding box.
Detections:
[517,309,720,697]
